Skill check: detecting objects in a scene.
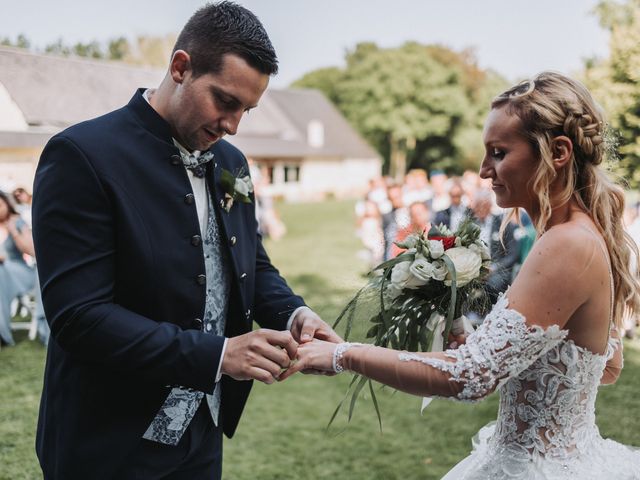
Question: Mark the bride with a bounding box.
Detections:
[283,72,640,479]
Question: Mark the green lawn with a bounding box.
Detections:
[1,199,639,480]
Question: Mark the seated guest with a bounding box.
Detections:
[391,201,431,258]
[471,190,520,303]
[0,191,37,346]
[12,187,33,227]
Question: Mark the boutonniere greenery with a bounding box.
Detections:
[220,168,254,213]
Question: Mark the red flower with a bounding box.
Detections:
[429,236,456,250]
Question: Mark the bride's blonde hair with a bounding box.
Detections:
[491,71,639,330]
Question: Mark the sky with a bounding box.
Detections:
[1,0,611,88]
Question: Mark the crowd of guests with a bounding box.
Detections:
[0,186,48,349]
[356,169,638,335]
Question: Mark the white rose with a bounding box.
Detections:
[427,240,445,259]
[409,257,434,283]
[390,261,426,291]
[430,260,448,281]
[234,176,253,197]
[443,247,482,287]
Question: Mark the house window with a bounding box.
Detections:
[284,165,300,183]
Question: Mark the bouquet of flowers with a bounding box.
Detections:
[331,218,492,428]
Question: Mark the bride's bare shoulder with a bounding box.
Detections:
[507,221,602,327]
[529,221,600,265]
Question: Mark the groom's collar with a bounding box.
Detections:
[127,88,174,143]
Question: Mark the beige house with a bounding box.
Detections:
[0,46,381,199]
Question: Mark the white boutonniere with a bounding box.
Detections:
[220,168,254,212]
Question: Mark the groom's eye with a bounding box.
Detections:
[214,92,239,111]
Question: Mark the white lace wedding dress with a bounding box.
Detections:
[399,294,640,479]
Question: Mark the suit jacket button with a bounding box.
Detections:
[191,235,202,246]
[245,309,251,319]
[184,193,195,205]
[170,154,182,166]
[196,274,206,285]
[229,236,237,246]
[192,318,203,330]
[240,272,247,282]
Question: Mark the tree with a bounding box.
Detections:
[122,34,176,68]
[72,41,104,59]
[293,67,343,104]
[584,0,640,188]
[108,36,130,61]
[1,34,31,49]
[292,42,507,179]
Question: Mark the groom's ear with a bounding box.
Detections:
[169,50,192,84]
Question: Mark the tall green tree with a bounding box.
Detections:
[585,0,640,188]
[293,42,507,179]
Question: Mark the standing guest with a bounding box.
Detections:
[356,200,384,268]
[32,3,340,479]
[433,180,470,232]
[429,170,450,212]
[382,183,409,260]
[402,169,432,205]
[0,191,36,346]
[471,190,520,303]
[366,176,392,215]
[391,202,431,258]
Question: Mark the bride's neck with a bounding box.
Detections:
[528,196,586,232]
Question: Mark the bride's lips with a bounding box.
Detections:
[492,183,504,191]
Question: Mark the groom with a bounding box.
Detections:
[32,3,340,479]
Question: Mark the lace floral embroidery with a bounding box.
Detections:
[398,294,568,401]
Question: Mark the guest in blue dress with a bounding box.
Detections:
[0,191,37,346]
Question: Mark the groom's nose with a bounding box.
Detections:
[221,111,243,136]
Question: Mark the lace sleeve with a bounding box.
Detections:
[398,294,568,401]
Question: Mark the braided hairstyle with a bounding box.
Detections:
[491,71,639,330]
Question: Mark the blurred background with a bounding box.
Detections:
[1,1,639,478]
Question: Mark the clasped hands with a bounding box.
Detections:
[220,309,342,384]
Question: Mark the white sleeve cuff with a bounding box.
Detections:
[215,337,229,383]
[287,306,312,331]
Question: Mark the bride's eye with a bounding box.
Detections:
[491,148,505,160]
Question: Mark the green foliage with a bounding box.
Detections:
[10,34,171,67]
[292,42,508,179]
[108,36,130,61]
[584,0,640,188]
[43,38,71,56]
[72,41,104,59]
[1,34,31,49]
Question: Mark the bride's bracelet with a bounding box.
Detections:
[332,342,364,373]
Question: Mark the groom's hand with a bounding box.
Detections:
[221,329,298,384]
[290,310,343,344]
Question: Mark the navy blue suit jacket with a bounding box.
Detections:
[32,89,305,479]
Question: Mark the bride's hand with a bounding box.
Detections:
[279,339,336,381]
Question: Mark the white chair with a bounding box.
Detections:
[10,293,38,340]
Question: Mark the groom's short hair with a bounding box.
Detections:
[173,1,278,77]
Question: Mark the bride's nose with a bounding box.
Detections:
[479,156,493,179]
